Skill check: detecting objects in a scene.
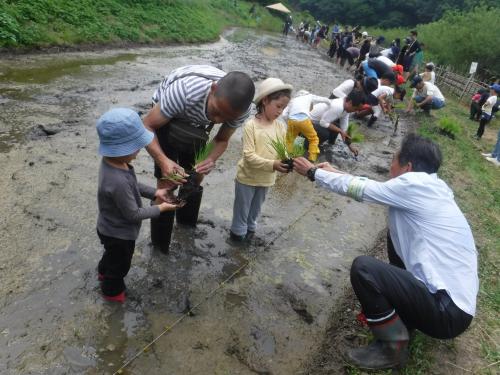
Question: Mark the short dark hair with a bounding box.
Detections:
[395,85,406,101]
[398,134,442,173]
[256,89,292,114]
[381,71,396,83]
[425,64,434,71]
[410,30,418,36]
[346,90,366,106]
[215,71,255,112]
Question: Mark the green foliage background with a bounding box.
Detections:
[288,0,499,27]
[366,6,500,78]
[0,0,281,48]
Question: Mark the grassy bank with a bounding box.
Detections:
[0,0,283,49]
[366,6,500,79]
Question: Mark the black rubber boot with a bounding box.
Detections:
[176,186,203,226]
[151,209,175,254]
[347,314,409,370]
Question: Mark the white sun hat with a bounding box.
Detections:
[253,78,293,104]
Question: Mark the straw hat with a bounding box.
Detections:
[253,78,293,104]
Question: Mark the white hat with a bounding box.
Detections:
[362,31,368,37]
[253,78,293,104]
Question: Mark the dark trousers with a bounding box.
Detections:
[349,232,473,339]
[97,230,135,297]
[476,115,491,138]
[469,101,481,120]
[304,121,339,152]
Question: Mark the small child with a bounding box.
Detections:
[230,78,293,241]
[475,84,500,139]
[96,108,182,302]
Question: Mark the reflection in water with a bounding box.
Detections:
[0,54,138,85]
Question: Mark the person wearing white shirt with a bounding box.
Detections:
[419,63,436,84]
[281,90,330,161]
[293,134,477,370]
[406,76,445,113]
[355,85,406,127]
[309,91,365,156]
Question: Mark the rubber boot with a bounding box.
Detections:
[347,314,409,370]
[176,186,203,227]
[151,209,175,254]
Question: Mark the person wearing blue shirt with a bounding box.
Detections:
[293,134,478,370]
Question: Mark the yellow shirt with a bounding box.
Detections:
[236,117,286,187]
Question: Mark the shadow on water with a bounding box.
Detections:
[0,53,138,85]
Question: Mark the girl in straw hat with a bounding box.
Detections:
[229,78,292,242]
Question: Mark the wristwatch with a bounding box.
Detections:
[306,167,318,182]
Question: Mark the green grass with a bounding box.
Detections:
[0,0,283,48]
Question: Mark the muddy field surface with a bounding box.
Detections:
[0,29,409,374]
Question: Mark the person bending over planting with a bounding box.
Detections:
[280,90,331,162]
[230,78,293,242]
[308,90,367,156]
[406,75,445,114]
[143,65,254,252]
[293,134,478,370]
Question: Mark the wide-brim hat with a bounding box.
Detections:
[253,78,293,104]
[97,108,154,157]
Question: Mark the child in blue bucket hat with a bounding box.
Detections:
[96,108,183,303]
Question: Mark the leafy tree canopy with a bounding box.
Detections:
[284,0,498,27]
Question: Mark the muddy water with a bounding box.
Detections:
[0,28,408,374]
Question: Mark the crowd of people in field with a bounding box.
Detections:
[91,17,500,370]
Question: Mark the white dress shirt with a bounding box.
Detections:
[314,169,478,316]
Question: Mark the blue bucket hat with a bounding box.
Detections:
[96,108,154,157]
[490,83,500,94]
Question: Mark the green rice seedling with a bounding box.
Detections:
[438,116,460,139]
[160,172,185,183]
[193,141,215,166]
[347,123,365,143]
[268,135,289,160]
[289,141,306,158]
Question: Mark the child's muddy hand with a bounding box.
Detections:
[158,201,185,212]
[273,160,289,173]
[155,188,177,203]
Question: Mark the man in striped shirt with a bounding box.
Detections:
[143,65,254,245]
[144,65,254,180]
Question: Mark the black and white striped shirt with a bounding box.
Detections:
[152,65,250,129]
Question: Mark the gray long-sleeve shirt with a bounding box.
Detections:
[97,160,160,240]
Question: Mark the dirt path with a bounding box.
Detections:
[0,29,409,374]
